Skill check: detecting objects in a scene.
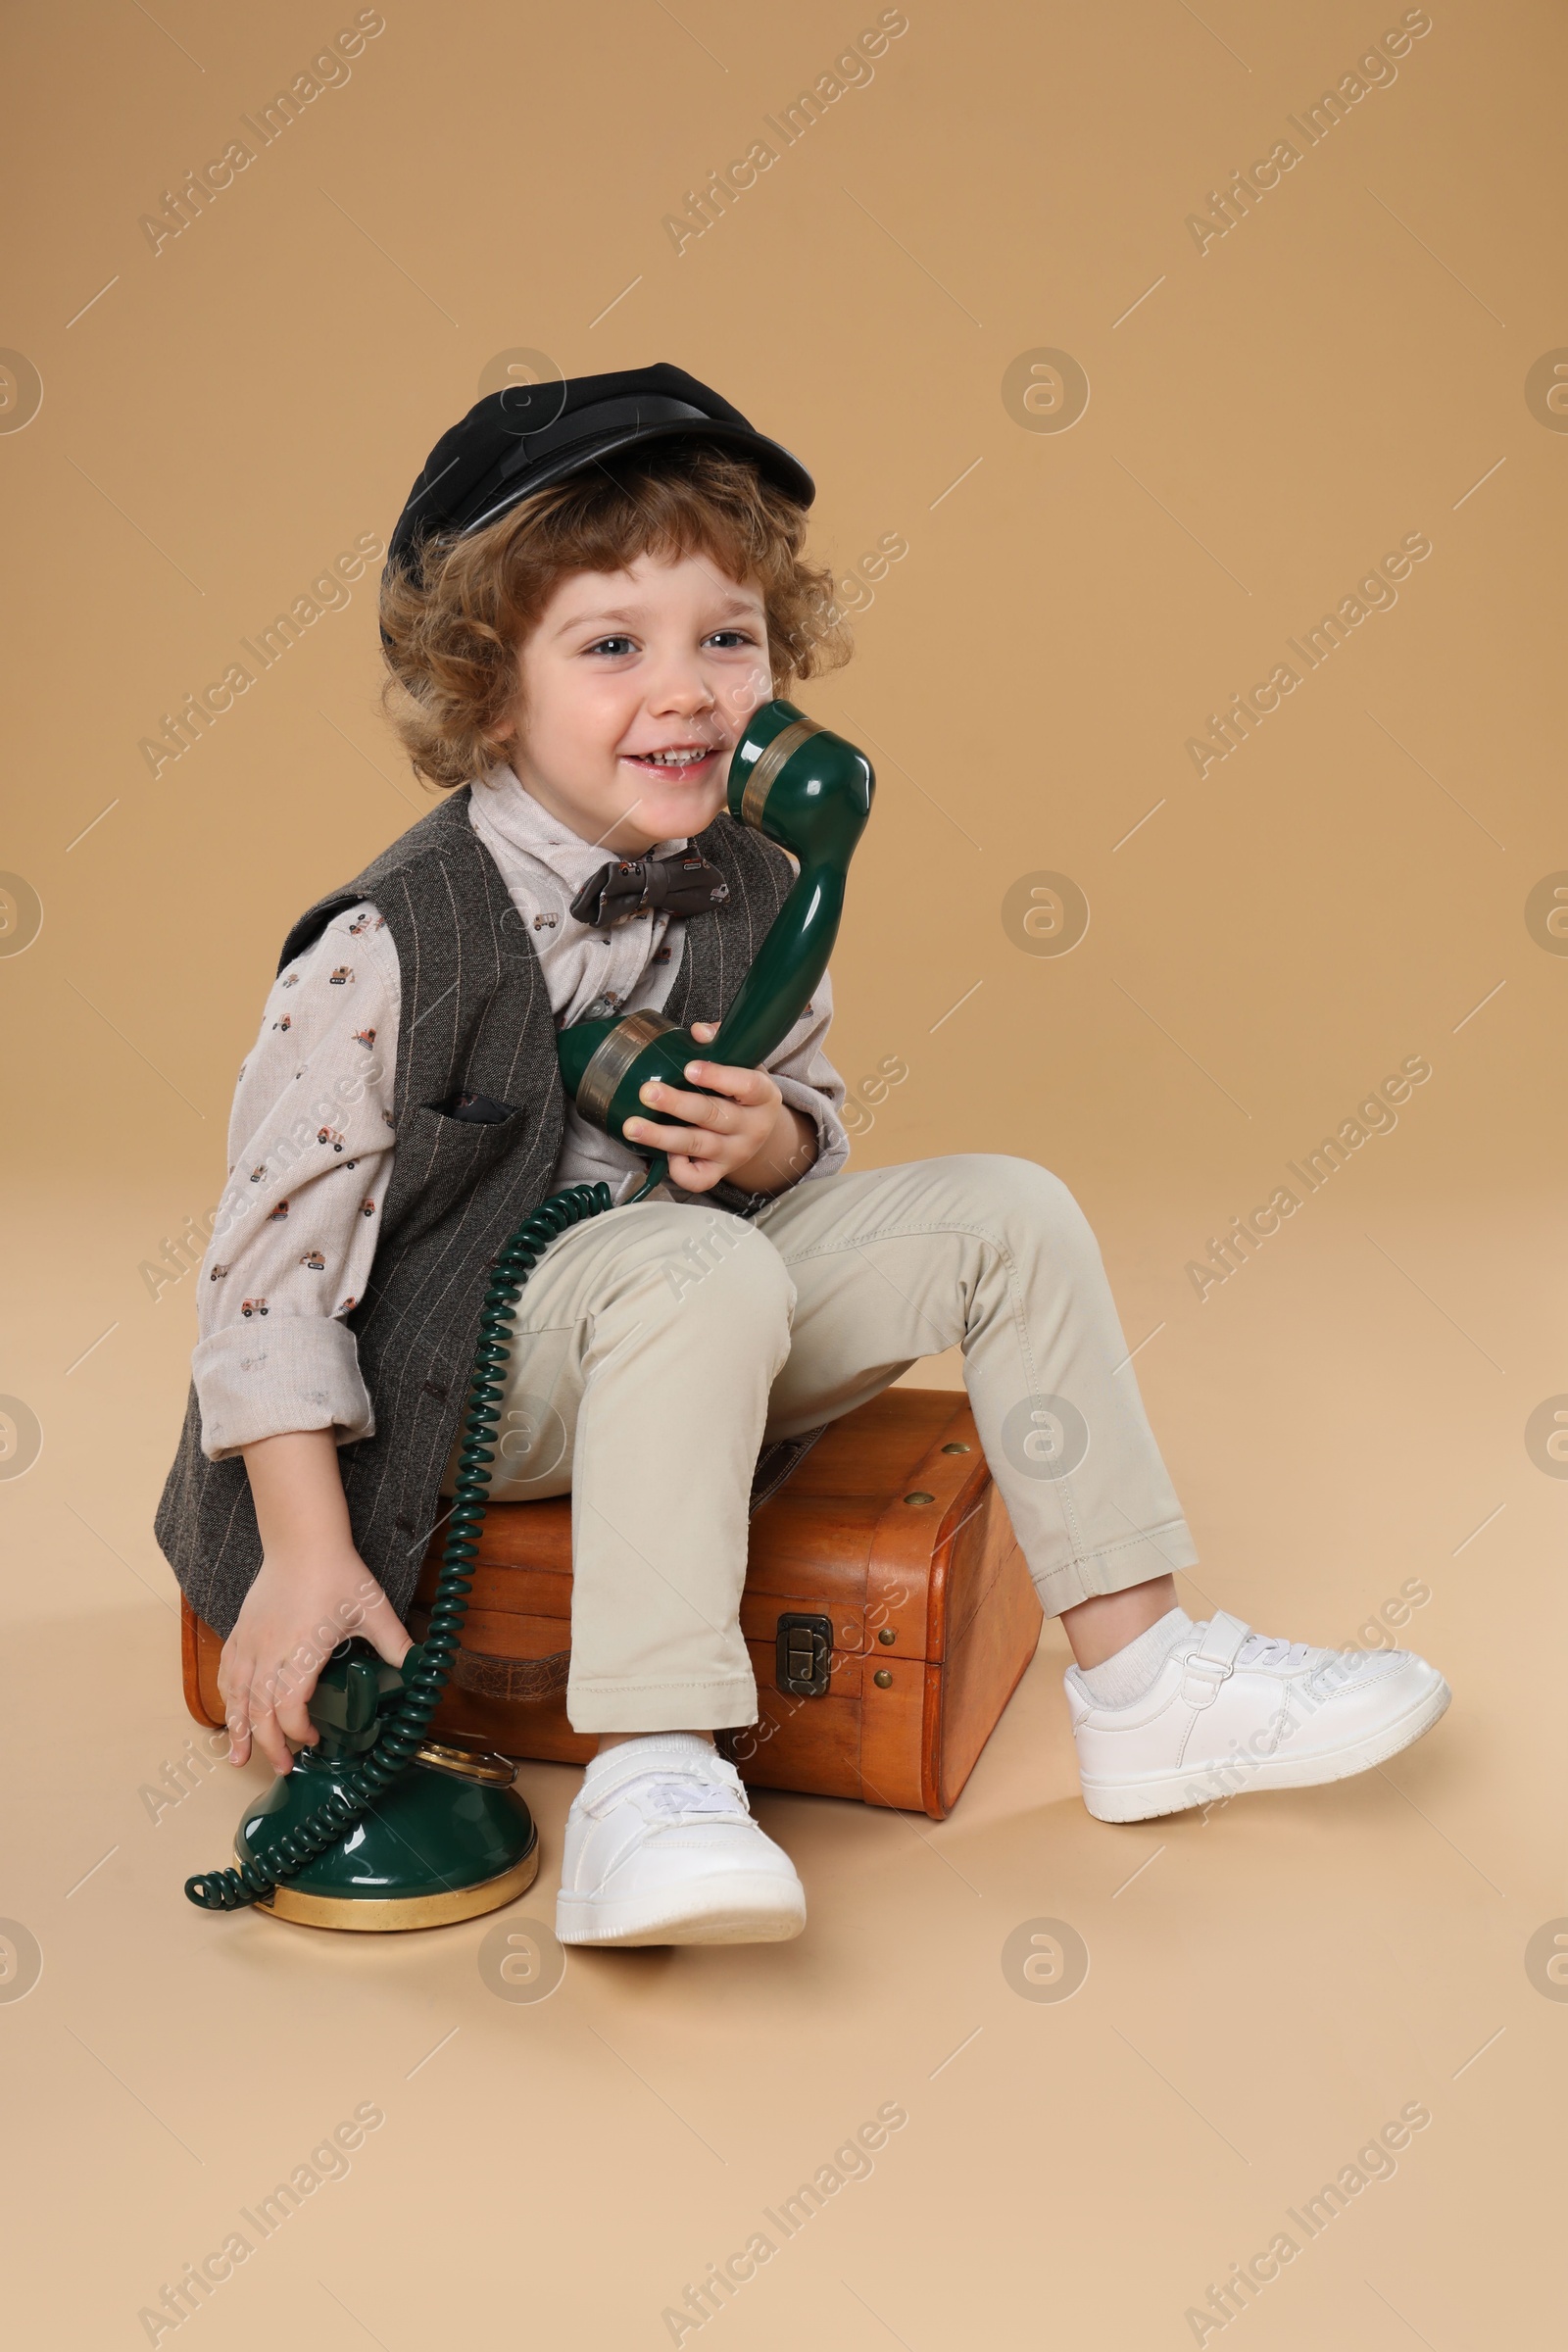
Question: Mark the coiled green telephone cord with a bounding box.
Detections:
[183,1158,665,1911]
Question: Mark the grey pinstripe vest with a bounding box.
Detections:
[155,786,796,1636]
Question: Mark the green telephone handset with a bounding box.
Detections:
[184,700,875,1928]
[560,698,875,1196]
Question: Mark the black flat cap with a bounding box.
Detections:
[385,362,815,575]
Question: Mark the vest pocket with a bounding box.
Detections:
[425,1090,516,1124]
[398,1100,529,1229]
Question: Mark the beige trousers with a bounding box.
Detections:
[449,1153,1197,1734]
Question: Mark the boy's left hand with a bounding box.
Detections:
[623,1020,813,1196]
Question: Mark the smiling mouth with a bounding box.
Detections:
[620,745,722,772]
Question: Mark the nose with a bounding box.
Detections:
[643,643,717,719]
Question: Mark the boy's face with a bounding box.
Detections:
[493,549,773,854]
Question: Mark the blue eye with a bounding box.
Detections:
[587,636,635,658]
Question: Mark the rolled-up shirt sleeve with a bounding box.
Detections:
[193,905,400,1459]
[762,964,851,1184]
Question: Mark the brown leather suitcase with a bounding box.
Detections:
[180,1387,1043,1820]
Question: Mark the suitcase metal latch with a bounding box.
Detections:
[776,1612,833,1698]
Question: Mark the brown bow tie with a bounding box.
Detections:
[568,850,730,929]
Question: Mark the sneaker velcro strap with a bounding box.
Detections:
[583,1748,747,1814]
[1180,1610,1251,1707]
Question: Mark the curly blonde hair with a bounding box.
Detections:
[377,439,856,790]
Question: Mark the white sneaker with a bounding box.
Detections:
[555,1735,807,1946]
[1065,1611,1451,1824]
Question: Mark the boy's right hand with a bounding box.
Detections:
[220,1549,412,1777]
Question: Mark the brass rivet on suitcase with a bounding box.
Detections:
[904,1491,934,1505]
[878,1628,897,1645]
[873,1669,894,1689]
[942,1442,970,1453]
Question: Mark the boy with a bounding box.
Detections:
[157,364,1450,1947]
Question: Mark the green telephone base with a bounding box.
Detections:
[236,1737,538,1932]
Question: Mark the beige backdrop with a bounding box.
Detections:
[3,2,1563,2344]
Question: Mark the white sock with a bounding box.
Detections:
[583,1733,714,1784]
[1075,1607,1196,1708]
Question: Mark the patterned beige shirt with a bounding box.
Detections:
[193,769,850,1459]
